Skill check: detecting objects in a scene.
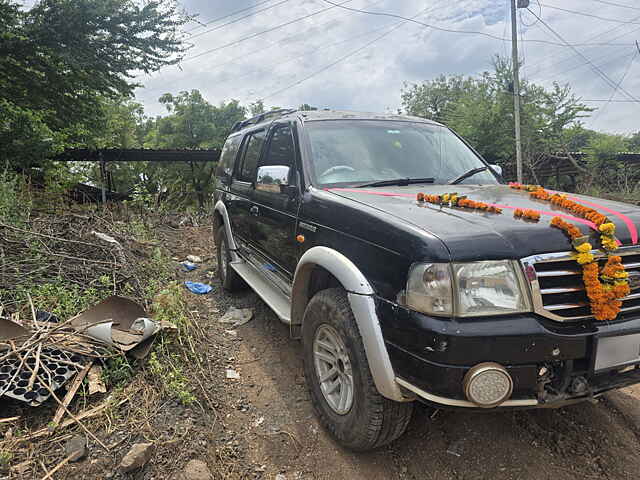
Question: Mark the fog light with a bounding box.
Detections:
[463,362,513,408]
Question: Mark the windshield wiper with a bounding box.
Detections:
[355,177,435,188]
[448,166,488,185]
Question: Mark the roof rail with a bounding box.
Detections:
[231,108,297,133]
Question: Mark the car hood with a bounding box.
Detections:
[327,184,640,261]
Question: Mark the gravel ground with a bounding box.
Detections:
[6,223,640,479]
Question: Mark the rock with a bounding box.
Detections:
[65,435,87,462]
[180,459,212,480]
[275,474,287,480]
[219,307,253,328]
[186,254,202,263]
[226,369,240,379]
[118,442,155,473]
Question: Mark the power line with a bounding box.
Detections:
[141,0,394,96]
[530,46,637,84]
[588,0,640,11]
[260,4,434,102]
[319,0,635,48]
[252,0,458,100]
[181,0,357,62]
[540,3,640,26]
[526,7,640,102]
[592,50,638,119]
[526,25,640,78]
[524,10,640,74]
[188,0,292,41]
[184,0,278,33]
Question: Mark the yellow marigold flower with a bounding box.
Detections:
[614,271,629,279]
[601,237,618,251]
[575,243,592,253]
[614,280,629,286]
[576,252,595,265]
[450,195,458,205]
[599,222,615,235]
[442,193,450,202]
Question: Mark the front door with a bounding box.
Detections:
[250,122,301,276]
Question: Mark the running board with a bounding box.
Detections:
[230,261,291,324]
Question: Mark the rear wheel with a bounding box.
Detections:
[302,288,413,451]
[215,226,246,291]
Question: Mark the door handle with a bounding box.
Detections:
[250,205,259,216]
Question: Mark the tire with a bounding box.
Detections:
[302,288,413,451]
[215,226,246,291]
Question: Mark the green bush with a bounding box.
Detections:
[0,170,31,226]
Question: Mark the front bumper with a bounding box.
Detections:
[377,299,640,408]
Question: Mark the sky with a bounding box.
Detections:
[24,0,640,134]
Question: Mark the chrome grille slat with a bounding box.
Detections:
[521,246,640,322]
[546,302,588,311]
[536,269,580,277]
[540,286,584,294]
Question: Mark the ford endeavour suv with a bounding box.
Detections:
[212,109,640,451]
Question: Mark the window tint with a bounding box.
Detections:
[306,121,498,186]
[238,130,266,181]
[216,134,242,178]
[262,125,295,167]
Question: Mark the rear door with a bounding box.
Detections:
[250,122,301,276]
[227,129,266,244]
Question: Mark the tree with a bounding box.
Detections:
[143,90,246,207]
[0,0,188,168]
[629,131,640,152]
[401,56,592,180]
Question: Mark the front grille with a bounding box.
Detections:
[523,247,640,321]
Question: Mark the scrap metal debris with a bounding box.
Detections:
[0,296,172,408]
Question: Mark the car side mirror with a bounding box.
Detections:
[256,165,292,193]
[490,164,503,176]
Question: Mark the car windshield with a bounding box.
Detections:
[305,120,499,187]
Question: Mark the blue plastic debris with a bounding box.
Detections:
[262,263,277,272]
[180,261,198,271]
[184,281,213,294]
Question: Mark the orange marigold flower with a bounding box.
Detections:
[417,192,425,202]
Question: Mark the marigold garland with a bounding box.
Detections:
[416,192,502,213]
[510,182,630,321]
[514,208,541,222]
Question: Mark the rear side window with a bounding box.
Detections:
[216,135,241,178]
[237,130,266,182]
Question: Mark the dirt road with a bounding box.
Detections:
[210,259,640,480]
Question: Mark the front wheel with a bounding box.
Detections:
[302,288,413,451]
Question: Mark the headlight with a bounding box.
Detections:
[406,260,530,317]
[406,263,453,315]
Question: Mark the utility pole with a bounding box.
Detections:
[511,0,528,183]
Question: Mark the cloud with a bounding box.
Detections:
[135,0,639,134]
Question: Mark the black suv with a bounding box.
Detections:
[213,109,640,451]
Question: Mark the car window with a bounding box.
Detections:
[216,134,242,178]
[305,120,498,186]
[237,130,266,182]
[261,125,295,167]
[256,125,296,189]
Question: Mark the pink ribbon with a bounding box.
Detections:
[566,196,638,245]
[328,187,603,234]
